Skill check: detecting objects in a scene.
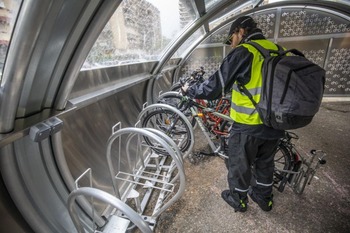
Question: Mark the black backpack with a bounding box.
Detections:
[239,41,325,130]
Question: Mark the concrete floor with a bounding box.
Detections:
[155,101,350,233]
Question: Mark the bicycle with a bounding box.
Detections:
[170,67,231,133]
[157,91,232,159]
[273,131,327,194]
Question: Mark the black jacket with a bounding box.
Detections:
[186,30,284,139]
[186,30,265,100]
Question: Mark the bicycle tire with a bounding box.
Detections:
[273,143,292,192]
[141,108,192,155]
[157,92,195,127]
[170,82,182,92]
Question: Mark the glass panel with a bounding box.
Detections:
[172,26,206,58]
[82,0,197,70]
[208,1,254,31]
[0,0,22,81]
[204,0,222,11]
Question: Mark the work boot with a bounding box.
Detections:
[221,190,248,212]
[248,188,273,212]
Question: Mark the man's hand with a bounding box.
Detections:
[181,82,190,95]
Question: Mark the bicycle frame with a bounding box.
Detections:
[194,98,231,136]
[158,92,232,159]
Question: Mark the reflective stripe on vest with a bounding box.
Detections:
[230,39,278,125]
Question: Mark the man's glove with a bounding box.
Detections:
[181,82,190,95]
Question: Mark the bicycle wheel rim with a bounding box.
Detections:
[141,109,192,155]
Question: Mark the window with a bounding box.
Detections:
[82,0,197,70]
[0,0,21,81]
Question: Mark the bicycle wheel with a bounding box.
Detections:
[157,92,185,109]
[157,92,195,127]
[273,143,292,192]
[170,82,182,92]
[141,108,192,155]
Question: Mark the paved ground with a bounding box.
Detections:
[155,101,350,233]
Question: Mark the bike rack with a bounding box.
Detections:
[67,125,186,232]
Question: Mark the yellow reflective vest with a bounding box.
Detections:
[230,39,279,125]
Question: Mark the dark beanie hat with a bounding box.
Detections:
[224,16,257,45]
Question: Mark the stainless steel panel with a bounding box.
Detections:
[69,62,156,100]
[0,139,76,233]
[152,69,175,100]
[0,1,349,233]
[0,176,33,233]
[0,0,54,133]
[61,81,147,208]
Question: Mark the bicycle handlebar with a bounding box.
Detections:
[180,67,206,87]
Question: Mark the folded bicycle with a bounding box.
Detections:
[273,131,327,194]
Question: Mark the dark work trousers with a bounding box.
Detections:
[227,132,279,196]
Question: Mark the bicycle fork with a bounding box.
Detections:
[190,107,228,159]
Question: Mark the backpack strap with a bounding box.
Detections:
[282,48,305,57]
[247,41,306,58]
[245,41,283,58]
[236,82,258,107]
[236,41,281,107]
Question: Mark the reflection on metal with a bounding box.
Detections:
[0,0,54,133]
[0,0,22,82]
[68,62,156,109]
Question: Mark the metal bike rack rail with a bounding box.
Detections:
[67,187,153,233]
[67,125,186,232]
[106,127,186,221]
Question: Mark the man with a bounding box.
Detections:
[182,16,284,212]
